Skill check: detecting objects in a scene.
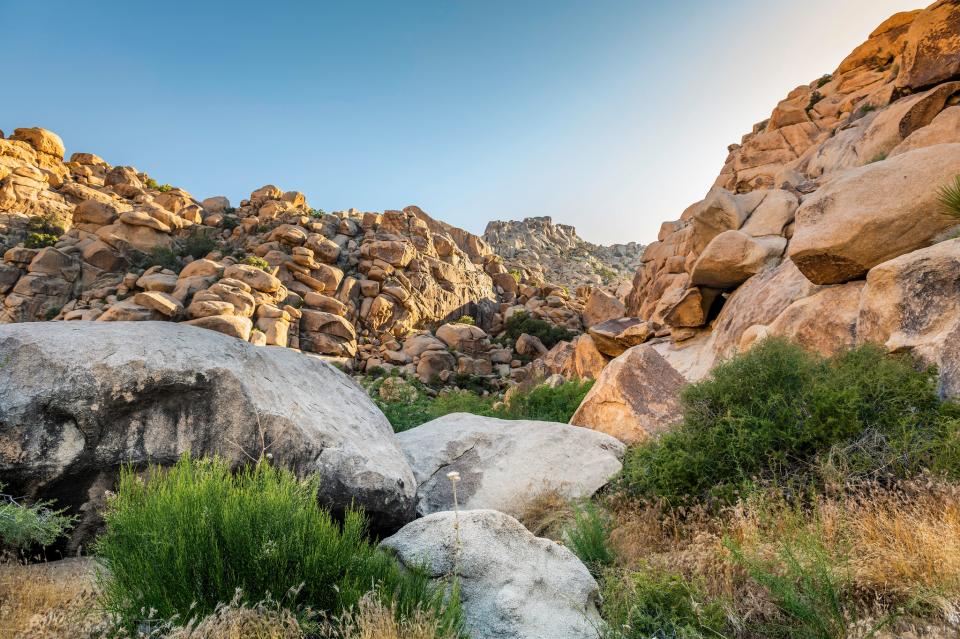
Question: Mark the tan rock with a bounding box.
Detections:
[740,190,797,237]
[187,299,235,319]
[134,291,184,317]
[10,127,65,159]
[571,345,686,444]
[180,259,223,279]
[200,196,231,213]
[582,288,626,328]
[363,240,416,268]
[207,282,256,317]
[767,281,864,355]
[691,231,785,289]
[662,287,720,329]
[436,323,487,349]
[789,144,960,285]
[303,291,348,315]
[416,350,456,381]
[515,333,548,357]
[895,0,960,91]
[119,210,171,232]
[890,107,960,157]
[223,264,282,293]
[96,299,165,322]
[857,238,960,396]
[588,317,652,357]
[571,334,608,380]
[184,315,253,341]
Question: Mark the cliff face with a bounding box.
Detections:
[483,216,644,292]
[616,0,960,397]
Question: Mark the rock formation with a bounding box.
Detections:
[576,2,960,444]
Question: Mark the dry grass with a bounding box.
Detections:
[0,557,112,638]
[167,595,304,639]
[513,488,573,541]
[603,478,960,635]
[317,592,458,639]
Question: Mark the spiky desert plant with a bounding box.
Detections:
[938,175,960,219]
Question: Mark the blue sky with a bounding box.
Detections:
[1,0,923,244]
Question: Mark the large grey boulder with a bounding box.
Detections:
[381,509,602,639]
[397,413,624,516]
[0,321,416,548]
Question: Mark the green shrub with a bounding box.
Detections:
[508,269,522,284]
[938,175,960,220]
[180,230,218,260]
[24,232,59,248]
[617,339,959,505]
[221,216,240,231]
[141,246,181,270]
[806,91,824,113]
[563,502,614,576]
[867,152,887,164]
[501,379,593,423]
[95,456,461,633]
[454,315,475,326]
[816,74,833,88]
[503,311,573,349]
[243,256,272,272]
[309,209,326,219]
[601,565,727,639]
[145,177,173,192]
[0,486,75,550]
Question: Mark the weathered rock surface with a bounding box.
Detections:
[857,238,960,397]
[788,144,960,285]
[0,321,416,549]
[571,345,686,444]
[396,412,625,516]
[381,509,602,639]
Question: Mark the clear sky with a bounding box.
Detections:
[1,0,924,245]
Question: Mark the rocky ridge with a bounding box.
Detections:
[566,0,960,444]
[483,215,644,295]
[0,127,643,393]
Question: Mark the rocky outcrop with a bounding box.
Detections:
[0,321,417,548]
[381,509,602,639]
[484,216,643,291]
[618,2,960,403]
[396,412,625,516]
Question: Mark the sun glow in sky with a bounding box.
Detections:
[1,0,924,244]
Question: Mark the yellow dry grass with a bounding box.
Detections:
[0,557,108,638]
[513,488,573,541]
[318,592,457,639]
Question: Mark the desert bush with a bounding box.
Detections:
[938,175,960,219]
[140,245,181,271]
[181,230,218,260]
[500,379,593,423]
[503,310,573,349]
[0,485,75,550]
[316,591,461,639]
[600,565,727,639]
[564,502,615,576]
[454,315,475,326]
[24,232,59,249]
[95,456,460,633]
[617,339,959,505]
[221,216,240,231]
[514,489,573,541]
[166,592,304,639]
[243,256,272,272]
[145,177,173,192]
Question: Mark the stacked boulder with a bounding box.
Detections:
[574,1,960,444]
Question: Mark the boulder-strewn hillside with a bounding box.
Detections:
[483,216,644,293]
[567,0,960,444]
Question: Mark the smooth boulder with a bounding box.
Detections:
[0,321,416,549]
[397,412,625,516]
[571,344,686,444]
[381,509,602,639]
[788,144,960,285]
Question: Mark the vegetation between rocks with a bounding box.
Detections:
[95,456,462,636]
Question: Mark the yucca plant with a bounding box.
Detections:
[938,175,960,219]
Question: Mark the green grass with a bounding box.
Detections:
[617,339,960,506]
[94,456,461,635]
[563,502,614,577]
[601,565,728,639]
[938,175,960,220]
[24,232,59,249]
[725,532,878,639]
[371,375,593,431]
